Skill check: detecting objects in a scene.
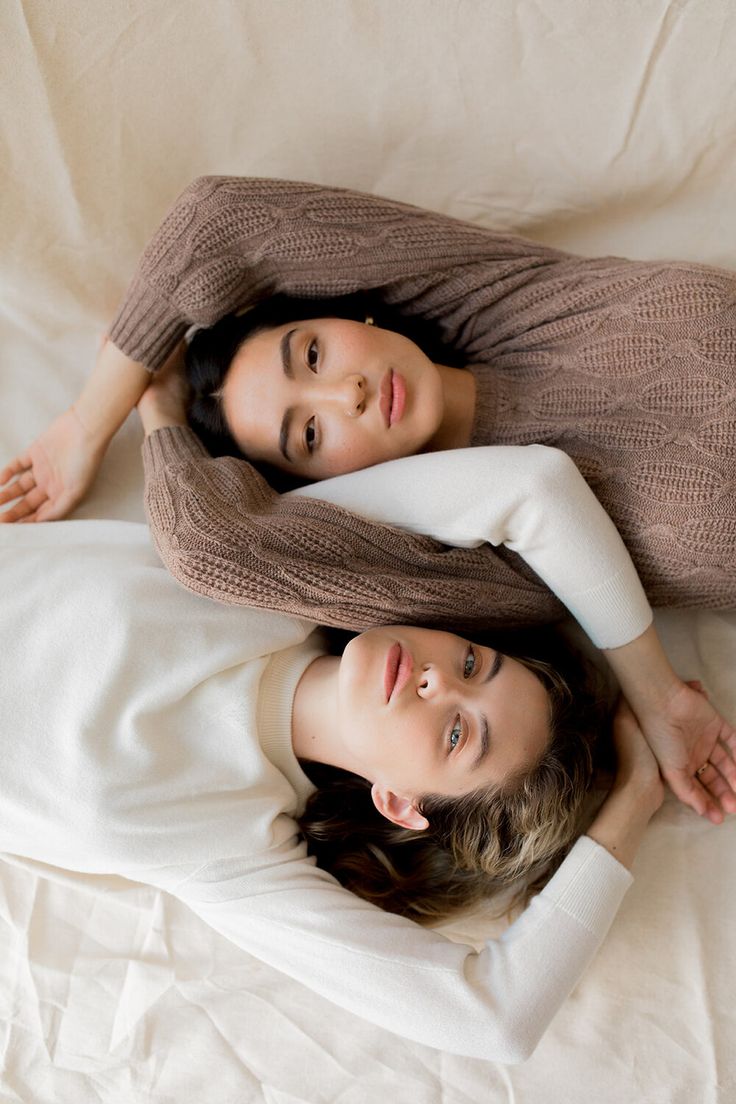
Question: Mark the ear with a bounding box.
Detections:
[371,783,429,831]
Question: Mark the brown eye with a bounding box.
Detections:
[305,418,317,453]
[307,339,319,372]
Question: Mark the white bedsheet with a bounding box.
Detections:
[2,3,735,1101]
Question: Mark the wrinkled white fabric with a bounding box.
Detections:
[2,1,736,1101]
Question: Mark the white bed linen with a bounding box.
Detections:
[2,2,735,1101]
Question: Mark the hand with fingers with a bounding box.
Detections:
[0,405,108,523]
[638,679,736,825]
[0,334,156,523]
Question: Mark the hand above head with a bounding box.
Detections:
[603,624,736,825]
[610,696,665,811]
[585,697,663,870]
[638,677,736,825]
[0,335,151,524]
[0,406,108,523]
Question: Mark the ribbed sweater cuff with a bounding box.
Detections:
[567,559,653,650]
[142,425,210,473]
[540,835,633,937]
[109,280,189,372]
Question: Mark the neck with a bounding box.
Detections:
[427,363,476,451]
[292,654,358,774]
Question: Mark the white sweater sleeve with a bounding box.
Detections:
[175,834,632,1063]
[288,445,652,649]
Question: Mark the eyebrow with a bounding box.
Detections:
[280,328,296,379]
[470,651,503,771]
[278,329,297,463]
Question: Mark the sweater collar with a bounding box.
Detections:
[256,634,327,808]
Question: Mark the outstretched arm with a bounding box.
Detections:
[602,627,736,823]
[3,174,565,522]
[0,339,149,522]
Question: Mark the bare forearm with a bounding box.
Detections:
[73,339,151,445]
[602,624,681,715]
[586,783,660,870]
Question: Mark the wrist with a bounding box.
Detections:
[603,624,682,713]
[609,775,663,818]
[71,396,118,449]
[587,783,660,869]
[137,402,188,436]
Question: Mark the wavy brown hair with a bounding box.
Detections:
[298,630,610,925]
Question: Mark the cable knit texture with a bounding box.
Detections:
[111,177,736,620]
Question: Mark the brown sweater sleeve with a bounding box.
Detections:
[142,427,565,631]
[108,175,567,372]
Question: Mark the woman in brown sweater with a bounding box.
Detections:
[2,176,736,822]
[2,175,733,607]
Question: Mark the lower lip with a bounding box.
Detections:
[390,372,407,426]
[384,642,413,702]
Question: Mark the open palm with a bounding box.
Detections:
[0,407,106,523]
[643,681,736,824]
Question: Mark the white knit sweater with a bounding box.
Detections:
[0,519,632,1062]
[293,443,652,649]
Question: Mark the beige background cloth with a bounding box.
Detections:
[1,2,735,1101]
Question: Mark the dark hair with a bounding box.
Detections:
[298,628,611,925]
[185,292,462,485]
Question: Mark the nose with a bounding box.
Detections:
[416,664,456,701]
[325,373,366,418]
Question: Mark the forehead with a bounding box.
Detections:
[222,326,288,445]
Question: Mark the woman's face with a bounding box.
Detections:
[337,627,552,808]
[220,318,445,480]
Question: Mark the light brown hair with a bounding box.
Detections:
[299,633,608,925]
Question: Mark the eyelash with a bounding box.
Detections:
[303,338,320,454]
[449,646,477,752]
[304,418,317,454]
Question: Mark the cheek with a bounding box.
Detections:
[317,425,393,477]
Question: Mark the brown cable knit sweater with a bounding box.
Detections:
[110,177,736,628]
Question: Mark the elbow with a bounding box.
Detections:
[178,175,225,208]
[530,445,581,496]
[499,1038,536,1066]
[495,1025,541,1065]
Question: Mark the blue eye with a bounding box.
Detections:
[307,339,319,371]
[449,717,462,751]
[463,647,476,678]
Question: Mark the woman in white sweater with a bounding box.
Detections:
[2,347,735,1063]
[2,503,663,1064]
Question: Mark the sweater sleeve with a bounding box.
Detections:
[141,426,567,631]
[108,175,567,372]
[173,834,632,1063]
[291,445,653,649]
